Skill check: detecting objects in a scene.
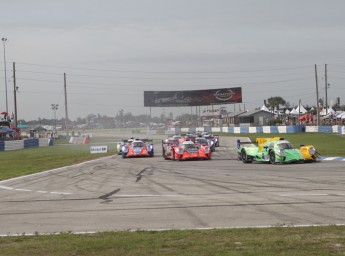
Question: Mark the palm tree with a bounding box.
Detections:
[267,96,286,112]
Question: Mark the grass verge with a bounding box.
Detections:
[0,226,344,256]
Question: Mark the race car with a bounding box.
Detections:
[202,133,220,148]
[163,134,182,145]
[237,137,319,164]
[162,139,212,161]
[118,138,154,158]
[299,144,321,162]
[182,133,197,143]
[116,137,135,155]
[195,136,215,152]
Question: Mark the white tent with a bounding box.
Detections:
[337,112,345,119]
[260,105,270,112]
[336,111,345,118]
[290,108,299,115]
[295,105,307,114]
[320,107,335,116]
[285,109,290,115]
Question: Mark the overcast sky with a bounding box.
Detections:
[1,0,345,121]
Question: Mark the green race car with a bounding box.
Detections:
[237,137,304,164]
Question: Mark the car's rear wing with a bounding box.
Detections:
[162,139,178,146]
[256,137,281,150]
[236,139,256,148]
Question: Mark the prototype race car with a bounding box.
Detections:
[118,138,154,158]
[163,134,182,145]
[202,133,220,148]
[195,136,215,152]
[237,137,319,164]
[162,139,212,160]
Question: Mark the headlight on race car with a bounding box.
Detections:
[204,147,210,154]
[279,149,286,156]
[308,147,316,155]
[147,144,153,151]
[122,145,128,153]
[176,148,184,154]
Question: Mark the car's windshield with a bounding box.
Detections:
[277,142,293,149]
[132,142,144,147]
[182,143,196,149]
[195,138,208,145]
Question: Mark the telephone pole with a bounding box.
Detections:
[325,64,328,115]
[13,62,18,127]
[64,73,69,139]
[2,38,8,113]
[315,64,320,125]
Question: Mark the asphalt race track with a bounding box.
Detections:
[1,136,345,235]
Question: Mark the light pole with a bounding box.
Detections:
[51,104,59,131]
[2,38,8,113]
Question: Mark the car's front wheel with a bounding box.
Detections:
[241,150,252,163]
[269,151,276,164]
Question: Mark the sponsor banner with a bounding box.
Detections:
[144,87,242,107]
[90,145,108,154]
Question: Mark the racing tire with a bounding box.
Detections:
[241,150,252,163]
[150,151,154,157]
[269,151,276,164]
[122,152,126,159]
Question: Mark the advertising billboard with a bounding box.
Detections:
[144,87,242,107]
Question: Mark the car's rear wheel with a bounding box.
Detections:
[269,151,276,164]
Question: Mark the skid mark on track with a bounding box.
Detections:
[0,185,72,195]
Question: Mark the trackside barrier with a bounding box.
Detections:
[167,125,344,134]
[69,136,89,144]
[0,138,53,152]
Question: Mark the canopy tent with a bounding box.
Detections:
[289,108,299,115]
[1,127,16,134]
[260,105,270,112]
[295,105,307,114]
[320,107,335,116]
[285,109,290,115]
[298,113,313,121]
[337,112,345,119]
[17,123,29,129]
[33,126,47,131]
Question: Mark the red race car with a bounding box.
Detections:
[120,139,154,158]
[162,139,212,161]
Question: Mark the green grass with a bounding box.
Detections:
[0,138,115,181]
[0,226,344,256]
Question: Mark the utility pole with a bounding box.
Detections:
[325,64,328,115]
[13,62,18,127]
[64,73,69,140]
[2,38,8,113]
[315,64,320,125]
